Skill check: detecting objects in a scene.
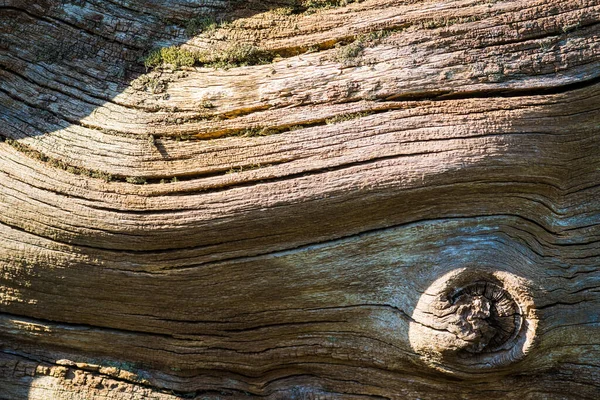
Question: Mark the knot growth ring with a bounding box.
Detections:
[448,281,522,354]
[409,269,536,377]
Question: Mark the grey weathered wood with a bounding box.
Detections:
[1,0,599,398]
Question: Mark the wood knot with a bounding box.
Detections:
[409,269,537,377]
[446,282,521,354]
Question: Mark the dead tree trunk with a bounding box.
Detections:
[1,0,599,398]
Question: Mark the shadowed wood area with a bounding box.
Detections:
[0,0,599,398]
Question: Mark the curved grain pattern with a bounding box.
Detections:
[0,0,599,398]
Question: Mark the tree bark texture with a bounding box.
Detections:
[0,0,599,398]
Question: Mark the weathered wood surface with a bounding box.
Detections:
[0,0,599,398]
